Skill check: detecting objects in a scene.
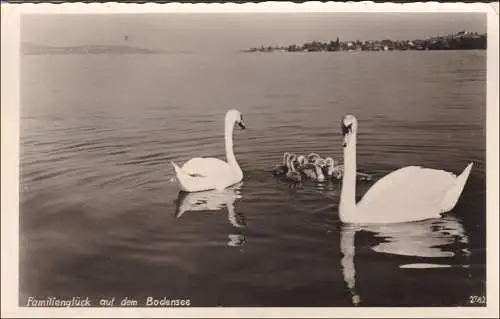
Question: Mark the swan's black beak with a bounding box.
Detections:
[238,121,246,130]
[341,122,352,136]
[341,121,352,147]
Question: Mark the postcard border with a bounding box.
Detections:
[1,2,499,318]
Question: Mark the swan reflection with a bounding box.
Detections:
[227,234,247,247]
[175,182,246,247]
[340,215,470,306]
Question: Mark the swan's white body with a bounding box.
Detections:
[339,114,473,224]
[171,109,245,193]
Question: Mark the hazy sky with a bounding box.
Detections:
[22,13,487,52]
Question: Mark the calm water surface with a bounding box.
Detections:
[20,51,486,307]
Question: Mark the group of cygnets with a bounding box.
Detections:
[271,152,372,183]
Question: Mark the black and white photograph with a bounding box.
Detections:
[1,2,499,318]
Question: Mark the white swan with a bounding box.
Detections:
[171,109,246,192]
[339,114,473,224]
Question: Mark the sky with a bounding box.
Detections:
[22,13,487,53]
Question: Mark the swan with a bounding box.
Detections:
[285,154,302,183]
[272,152,291,176]
[171,109,246,192]
[298,156,325,182]
[339,114,473,224]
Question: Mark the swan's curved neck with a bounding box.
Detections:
[225,117,240,170]
[340,134,357,219]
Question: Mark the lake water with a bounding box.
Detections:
[20,50,486,307]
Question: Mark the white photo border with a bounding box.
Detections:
[1,2,498,318]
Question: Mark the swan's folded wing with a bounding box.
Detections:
[188,173,206,177]
[181,157,208,172]
[181,157,234,177]
[359,166,457,208]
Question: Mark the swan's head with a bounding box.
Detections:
[226,109,246,130]
[341,114,358,147]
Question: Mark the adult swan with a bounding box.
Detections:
[171,109,246,193]
[339,114,473,224]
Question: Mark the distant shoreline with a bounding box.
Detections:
[20,43,191,55]
[242,30,487,53]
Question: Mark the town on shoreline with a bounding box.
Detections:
[242,30,487,53]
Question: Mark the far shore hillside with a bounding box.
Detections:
[242,30,487,53]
